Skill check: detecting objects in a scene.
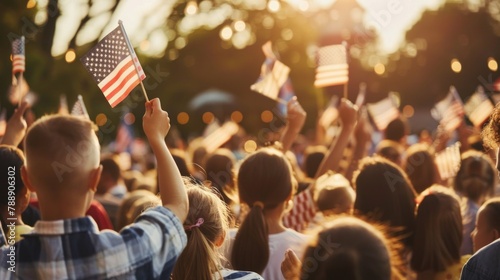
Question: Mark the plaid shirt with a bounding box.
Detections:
[0,206,187,279]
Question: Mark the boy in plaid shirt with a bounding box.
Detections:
[0,99,188,279]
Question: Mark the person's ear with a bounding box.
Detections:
[88,165,103,192]
[21,165,36,193]
[214,230,226,248]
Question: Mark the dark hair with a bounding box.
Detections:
[100,157,122,183]
[353,156,417,249]
[403,144,439,194]
[300,217,400,280]
[205,148,236,205]
[411,186,462,273]
[454,150,495,202]
[385,118,409,142]
[481,197,500,234]
[303,146,327,178]
[231,148,293,274]
[0,145,25,207]
[171,149,192,177]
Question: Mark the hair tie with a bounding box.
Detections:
[253,201,265,209]
[184,218,204,230]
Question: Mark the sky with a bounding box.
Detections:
[47,0,446,57]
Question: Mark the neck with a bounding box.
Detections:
[264,202,287,234]
[37,192,90,221]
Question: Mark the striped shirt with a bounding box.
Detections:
[0,206,186,279]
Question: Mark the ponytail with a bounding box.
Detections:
[231,204,269,274]
[172,227,219,280]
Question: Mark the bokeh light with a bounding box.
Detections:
[177,112,189,124]
[124,113,135,125]
[185,1,198,15]
[231,111,243,123]
[451,59,462,73]
[488,57,498,71]
[268,0,280,12]
[402,105,415,118]
[27,0,36,9]
[220,26,233,41]
[202,112,214,124]
[261,110,273,123]
[234,20,246,32]
[374,63,385,75]
[96,113,107,126]
[244,140,257,153]
[65,49,76,63]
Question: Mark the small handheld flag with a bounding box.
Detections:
[366,93,400,131]
[464,86,494,127]
[80,21,147,108]
[315,44,349,88]
[431,86,464,132]
[12,36,25,75]
[71,95,90,120]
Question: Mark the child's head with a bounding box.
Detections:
[353,156,416,249]
[472,197,500,252]
[0,145,30,214]
[403,144,439,194]
[300,216,400,280]
[302,145,327,179]
[97,156,122,194]
[314,172,355,215]
[375,140,404,165]
[232,147,295,274]
[411,185,462,273]
[172,183,230,280]
[23,115,101,209]
[204,148,237,205]
[454,150,496,203]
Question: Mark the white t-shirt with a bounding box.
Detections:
[223,228,309,280]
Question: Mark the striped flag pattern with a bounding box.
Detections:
[431,86,464,132]
[80,25,146,108]
[283,189,316,232]
[366,94,400,131]
[11,36,25,75]
[71,95,90,120]
[251,59,290,100]
[314,44,349,88]
[464,86,494,127]
[435,142,461,181]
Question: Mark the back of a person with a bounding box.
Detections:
[264,229,308,280]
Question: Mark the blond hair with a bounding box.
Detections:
[24,115,99,190]
[172,182,230,280]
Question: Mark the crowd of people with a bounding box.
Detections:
[0,95,499,280]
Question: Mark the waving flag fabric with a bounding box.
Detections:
[81,24,145,108]
[315,44,349,88]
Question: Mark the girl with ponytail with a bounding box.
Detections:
[172,183,263,280]
[228,148,309,280]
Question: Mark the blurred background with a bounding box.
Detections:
[1,0,500,142]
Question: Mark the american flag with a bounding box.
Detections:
[11,36,25,75]
[80,24,146,108]
[251,42,290,101]
[71,95,90,119]
[315,44,349,88]
[435,142,461,181]
[431,86,464,132]
[114,117,134,153]
[202,121,239,154]
[366,94,400,131]
[283,189,316,232]
[464,86,494,127]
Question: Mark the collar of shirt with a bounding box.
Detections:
[29,217,100,236]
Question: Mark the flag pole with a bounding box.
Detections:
[118,20,149,102]
[17,72,24,107]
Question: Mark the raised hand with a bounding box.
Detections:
[143,98,170,143]
[1,101,30,146]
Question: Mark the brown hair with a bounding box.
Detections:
[231,148,294,274]
[24,115,99,189]
[454,150,496,202]
[403,144,439,194]
[481,197,500,233]
[172,183,230,280]
[300,216,403,280]
[353,156,417,249]
[204,148,237,205]
[482,103,500,149]
[411,185,462,273]
[115,189,159,231]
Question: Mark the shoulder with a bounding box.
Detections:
[461,240,500,280]
[219,268,264,280]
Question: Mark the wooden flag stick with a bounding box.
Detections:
[140,81,149,102]
[343,83,348,100]
[17,72,24,107]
